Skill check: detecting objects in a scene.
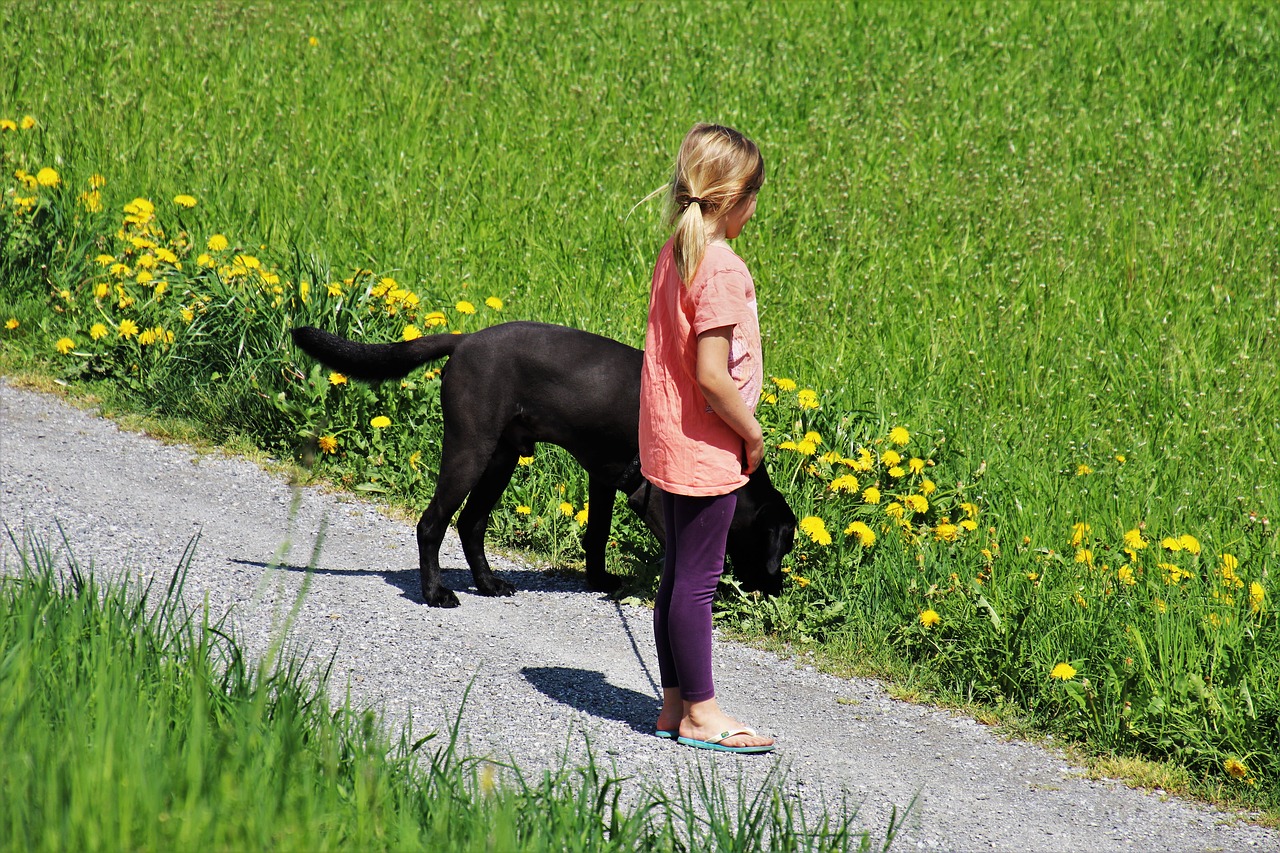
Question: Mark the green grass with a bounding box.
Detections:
[1,0,1277,813]
[0,533,887,851]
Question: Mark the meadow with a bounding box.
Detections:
[1,0,1277,816]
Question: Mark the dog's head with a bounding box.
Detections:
[725,465,796,595]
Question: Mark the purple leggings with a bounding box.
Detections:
[653,489,737,703]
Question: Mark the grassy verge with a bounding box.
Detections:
[0,533,891,851]
[1,0,1276,815]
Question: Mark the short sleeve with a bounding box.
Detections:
[690,266,752,337]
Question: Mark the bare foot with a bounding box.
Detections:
[680,697,774,748]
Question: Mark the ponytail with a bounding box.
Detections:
[661,123,764,284]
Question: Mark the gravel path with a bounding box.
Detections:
[1,379,1274,851]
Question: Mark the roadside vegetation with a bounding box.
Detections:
[0,536,880,850]
[1,0,1276,822]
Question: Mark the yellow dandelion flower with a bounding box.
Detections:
[424,310,447,327]
[402,325,422,341]
[485,296,503,311]
[136,270,154,285]
[1076,463,1093,476]
[908,457,926,475]
[1161,537,1182,552]
[1074,593,1088,609]
[1154,597,1167,613]
[1070,522,1091,547]
[89,323,108,340]
[20,115,36,129]
[1076,548,1094,566]
[137,328,157,346]
[456,300,476,315]
[778,440,798,451]
[1050,663,1077,680]
[1115,454,1126,464]
[888,465,905,478]
[852,447,874,471]
[935,523,959,543]
[1224,758,1249,781]
[919,609,941,628]
[0,119,14,131]
[117,319,139,338]
[885,501,905,519]
[575,506,590,526]
[89,173,105,189]
[79,190,102,212]
[862,486,881,504]
[207,234,229,251]
[888,426,910,446]
[173,194,197,208]
[328,372,347,386]
[797,389,818,409]
[795,439,817,456]
[881,449,902,467]
[1118,565,1137,586]
[559,502,574,517]
[516,505,532,515]
[920,477,936,495]
[35,167,60,187]
[959,519,978,532]
[518,455,534,466]
[370,415,391,429]
[798,516,832,546]
[904,494,928,514]
[55,337,75,354]
[1249,582,1265,613]
[1123,528,1148,551]
[317,435,338,454]
[829,474,860,494]
[845,521,875,547]
[180,307,195,324]
[1178,535,1201,555]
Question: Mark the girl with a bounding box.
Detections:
[639,123,775,754]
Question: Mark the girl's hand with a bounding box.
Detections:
[695,327,764,473]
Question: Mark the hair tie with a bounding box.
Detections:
[683,196,707,211]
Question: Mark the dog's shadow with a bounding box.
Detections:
[231,558,580,603]
[521,666,658,735]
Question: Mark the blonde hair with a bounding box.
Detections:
[652,123,764,284]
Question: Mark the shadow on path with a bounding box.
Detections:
[232,558,593,604]
[522,666,659,735]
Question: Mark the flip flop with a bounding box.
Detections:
[677,727,775,754]
[655,729,677,740]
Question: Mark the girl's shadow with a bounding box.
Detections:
[521,666,657,734]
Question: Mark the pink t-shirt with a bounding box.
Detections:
[639,238,763,496]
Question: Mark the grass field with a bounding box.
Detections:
[2,0,1277,816]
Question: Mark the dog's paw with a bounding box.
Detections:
[476,577,516,597]
[587,572,625,594]
[422,587,461,608]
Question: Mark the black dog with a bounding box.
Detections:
[292,321,795,607]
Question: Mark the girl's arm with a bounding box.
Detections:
[695,326,764,474]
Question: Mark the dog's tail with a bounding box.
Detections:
[291,326,467,381]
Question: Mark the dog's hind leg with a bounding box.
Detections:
[583,476,623,593]
[416,435,503,608]
[455,446,520,598]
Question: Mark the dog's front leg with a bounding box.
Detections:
[583,476,623,593]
